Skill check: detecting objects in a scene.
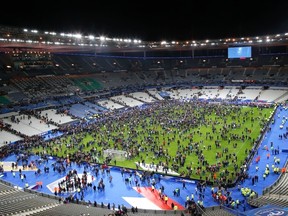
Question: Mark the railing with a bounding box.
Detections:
[194,202,208,215]
[220,204,247,216]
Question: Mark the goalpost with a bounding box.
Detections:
[103,149,127,161]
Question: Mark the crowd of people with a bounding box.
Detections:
[0,98,282,215]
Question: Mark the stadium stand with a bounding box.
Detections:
[1,25,288,216]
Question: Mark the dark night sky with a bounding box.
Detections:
[1,1,288,41]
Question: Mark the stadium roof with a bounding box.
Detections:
[0,25,288,54]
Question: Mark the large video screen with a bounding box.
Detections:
[228,46,252,59]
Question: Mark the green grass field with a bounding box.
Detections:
[32,101,275,183]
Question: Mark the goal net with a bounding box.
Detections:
[103,149,127,161]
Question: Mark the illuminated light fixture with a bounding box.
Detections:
[100,36,106,41]
[73,34,82,39]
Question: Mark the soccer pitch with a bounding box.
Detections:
[33,101,275,184]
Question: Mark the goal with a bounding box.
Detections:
[103,149,127,161]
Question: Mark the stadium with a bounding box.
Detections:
[0,25,287,216]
